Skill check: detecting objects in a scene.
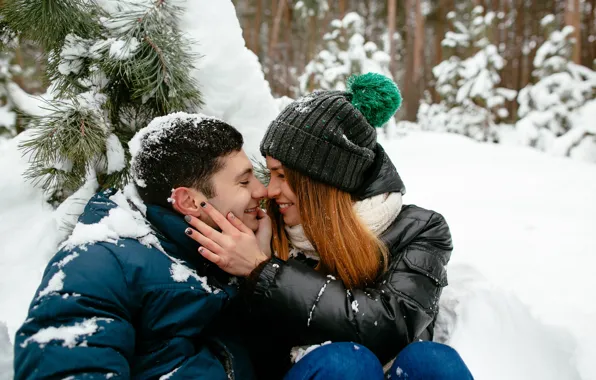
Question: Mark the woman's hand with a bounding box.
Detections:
[183,202,268,277]
[255,208,272,258]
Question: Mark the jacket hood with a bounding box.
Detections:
[354,143,406,200]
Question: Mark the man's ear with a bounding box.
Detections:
[171,187,205,217]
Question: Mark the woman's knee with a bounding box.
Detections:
[286,342,384,380]
[390,341,473,379]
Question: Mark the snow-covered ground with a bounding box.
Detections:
[381,131,595,380]
[1,130,594,379]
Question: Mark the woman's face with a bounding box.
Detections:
[266,156,300,227]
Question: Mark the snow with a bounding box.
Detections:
[159,367,179,380]
[108,38,140,60]
[571,99,596,135]
[128,112,209,161]
[53,253,80,269]
[6,82,51,117]
[20,317,113,349]
[0,322,12,380]
[377,131,595,380]
[105,134,126,174]
[0,132,65,338]
[290,341,331,363]
[342,12,363,29]
[307,278,332,327]
[439,265,581,379]
[179,0,279,156]
[36,270,67,300]
[128,112,223,186]
[169,259,213,293]
[541,14,555,27]
[60,189,167,255]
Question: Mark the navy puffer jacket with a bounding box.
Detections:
[14,189,254,380]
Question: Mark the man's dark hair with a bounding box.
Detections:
[131,115,243,207]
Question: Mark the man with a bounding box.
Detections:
[14,112,267,379]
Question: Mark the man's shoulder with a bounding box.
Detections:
[46,237,172,286]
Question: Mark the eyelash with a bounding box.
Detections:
[240,181,250,185]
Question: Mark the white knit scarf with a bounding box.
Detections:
[284,192,403,260]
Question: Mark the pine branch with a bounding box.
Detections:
[252,158,271,186]
[11,0,206,201]
[20,97,108,193]
[100,0,203,120]
[0,18,18,50]
[1,0,103,52]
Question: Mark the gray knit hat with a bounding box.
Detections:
[260,73,402,192]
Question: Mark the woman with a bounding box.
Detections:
[184,73,472,380]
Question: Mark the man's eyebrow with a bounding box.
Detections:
[234,167,253,181]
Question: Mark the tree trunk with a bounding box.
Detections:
[432,0,448,103]
[520,4,531,99]
[403,0,424,121]
[282,0,293,96]
[510,1,525,120]
[339,0,347,18]
[588,0,596,66]
[413,0,424,83]
[565,0,582,64]
[253,0,262,57]
[387,0,397,74]
[493,0,500,49]
[269,0,286,61]
[306,15,317,66]
[12,44,26,91]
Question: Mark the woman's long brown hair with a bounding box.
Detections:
[269,167,388,289]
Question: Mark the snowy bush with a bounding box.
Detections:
[298,12,392,94]
[0,51,18,139]
[294,0,329,20]
[516,16,596,162]
[419,6,516,142]
[298,12,396,131]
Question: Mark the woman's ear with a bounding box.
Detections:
[171,187,205,217]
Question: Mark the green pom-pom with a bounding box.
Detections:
[346,73,402,127]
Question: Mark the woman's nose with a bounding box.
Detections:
[267,178,280,198]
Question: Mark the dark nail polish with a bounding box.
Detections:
[200,201,207,208]
[198,247,203,253]
[184,215,191,223]
[185,228,192,235]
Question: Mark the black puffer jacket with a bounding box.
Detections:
[245,144,453,379]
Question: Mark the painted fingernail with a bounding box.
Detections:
[184,215,191,223]
[200,201,207,208]
[198,247,204,253]
[228,212,235,219]
[185,228,192,235]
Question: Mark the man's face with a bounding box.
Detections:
[204,150,266,232]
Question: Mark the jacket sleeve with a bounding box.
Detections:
[247,210,452,364]
[14,244,136,379]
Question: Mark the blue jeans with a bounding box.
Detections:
[283,342,384,380]
[283,341,473,380]
[389,341,473,379]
